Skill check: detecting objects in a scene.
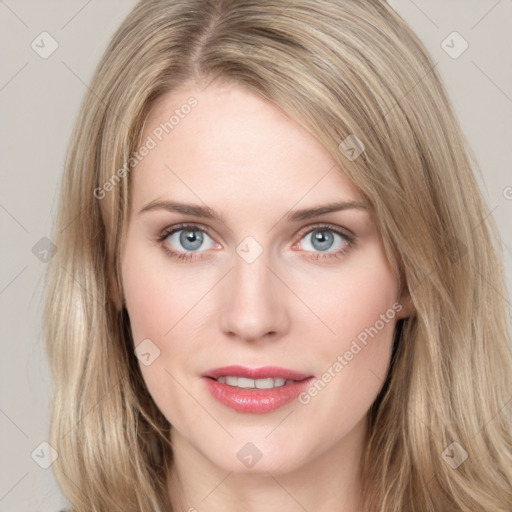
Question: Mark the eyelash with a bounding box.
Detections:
[156,223,356,262]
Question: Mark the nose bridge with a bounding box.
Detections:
[219,241,288,341]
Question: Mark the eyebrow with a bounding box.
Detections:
[138,199,369,223]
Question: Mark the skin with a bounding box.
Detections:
[117,81,411,512]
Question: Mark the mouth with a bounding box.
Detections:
[201,365,315,413]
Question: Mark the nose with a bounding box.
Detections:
[218,248,290,343]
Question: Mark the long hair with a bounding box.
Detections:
[42,1,512,510]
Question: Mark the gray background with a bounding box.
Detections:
[1,1,511,511]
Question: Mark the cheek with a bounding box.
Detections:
[298,246,400,418]
[121,241,201,343]
[121,241,210,421]
[309,245,399,346]
[301,246,400,407]
[336,272,397,343]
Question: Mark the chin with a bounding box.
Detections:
[199,436,308,476]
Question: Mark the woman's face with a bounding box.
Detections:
[119,82,409,475]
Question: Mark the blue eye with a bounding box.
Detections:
[300,228,349,253]
[293,223,355,261]
[169,228,210,251]
[159,224,217,261]
[157,223,355,262]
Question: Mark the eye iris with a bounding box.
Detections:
[180,229,203,251]
[311,230,334,251]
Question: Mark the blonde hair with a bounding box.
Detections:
[42,0,512,510]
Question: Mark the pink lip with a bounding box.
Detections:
[201,365,312,381]
[201,365,315,414]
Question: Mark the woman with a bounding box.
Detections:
[43,0,512,511]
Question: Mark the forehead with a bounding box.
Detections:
[130,83,364,212]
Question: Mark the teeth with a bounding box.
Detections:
[216,376,295,388]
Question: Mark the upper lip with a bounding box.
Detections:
[201,365,313,381]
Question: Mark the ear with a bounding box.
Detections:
[108,266,123,312]
[395,290,413,320]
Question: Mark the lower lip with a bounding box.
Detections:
[202,377,315,414]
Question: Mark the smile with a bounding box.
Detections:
[201,367,314,414]
[214,376,295,388]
